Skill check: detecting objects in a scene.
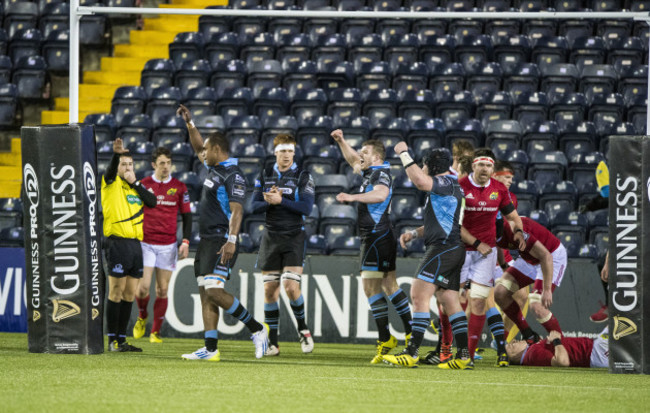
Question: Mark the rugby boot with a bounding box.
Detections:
[181,347,220,361]
[438,357,474,370]
[370,335,398,364]
[133,317,147,339]
[383,349,419,368]
[149,332,163,343]
[299,329,314,353]
[498,352,509,367]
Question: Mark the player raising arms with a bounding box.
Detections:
[384,144,472,369]
[494,217,566,341]
[252,134,315,356]
[133,147,192,343]
[177,104,268,361]
[459,148,525,366]
[331,129,413,364]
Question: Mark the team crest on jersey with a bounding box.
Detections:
[489,192,499,200]
[167,188,177,196]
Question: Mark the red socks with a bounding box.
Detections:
[151,297,168,334]
[541,314,562,335]
[438,305,453,346]
[503,301,531,332]
[468,313,486,359]
[136,295,150,319]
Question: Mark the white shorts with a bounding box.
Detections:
[590,327,609,368]
[142,242,178,272]
[493,259,515,281]
[508,244,568,289]
[460,249,498,286]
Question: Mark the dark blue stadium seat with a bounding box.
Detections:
[475,91,513,125]
[406,118,445,158]
[370,117,409,146]
[0,83,17,128]
[174,59,211,97]
[172,171,201,202]
[116,114,153,146]
[616,64,647,99]
[570,36,607,69]
[9,28,42,65]
[327,87,362,125]
[549,92,588,125]
[4,2,38,38]
[317,60,355,91]
[348,33,383,70]
[531,36,569,70]
[361,89,397,126]
[354,61,391,92]
[128,141,155,158]
[376,17,411,44]
[329,235,361,256]
[398,89,435,124]
[152,115,187,147]
[79,2,107,46]
[275,32,311,67]
[246,59,283,98]
[314,174,349,194]
[435,90,475,125]
[216,87,253,120]
[554,232,582,255]
[486,17,522,41]
[283,60,318,99]
[306,234,328,255]
[39,2,68,38]
[169,142,194,172]
[312,33,347,67]
[513,92,549,126]
[528,209,550,228]
[383,33,419,73]
[506,149,530,181]
[429,62,465,97]
[587,92,625,126]
[0,198,22,232]
[444,118,484,148]
[169,32,205,67]
[84,113,117,145]
[606,36,645,67]
[320,204,357,230]
[539,180,578,212]
[595,120,636,154]
[418,34,456,70]
[210,59,247,97]
[141,58,175,98]
[626,93,647,134]
[194,114,225,137]
[146,86,182,127]
[485,120,523,149]
[492,35,531,75]
[225,115,262,148]
[454,35,492,76]
[12,55,47,100]
[511,180,540,215]
[591,231,609,259]
[0,226,23,247]
[580,64,618,96]
[467,63,503,99]
[568,151,605,195]
[253,87,290,121]
[392,62,428,95]
[559,19,594,48]
[198,8,231,41]
[528,151,568,189]
[182,86,217,118]
[111,86,147,124]
[503,63,540,97]
[245,214,266,246]
[540,63,579,96]
[241,32,276,66]
[521,120,559,154]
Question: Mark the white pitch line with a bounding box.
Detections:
[312,376,623,391]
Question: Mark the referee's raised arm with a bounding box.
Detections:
[177,104,205,161]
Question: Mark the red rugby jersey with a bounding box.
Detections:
[522,337,594,367]
[497,217,561,265]
[459,175,515,249]
[140,175,191,245]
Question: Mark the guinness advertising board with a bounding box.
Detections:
[608,136,649,374]
[21,125,104,354]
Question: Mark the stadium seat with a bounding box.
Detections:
[570,36,607,69]
[540,63,579,96]
[305,234,328,255]
[198,9,231,40]
[0,29,8,57]
[559,19,594,47]
[511,180,540,215]
[283,60,318,99]
[84,113,117,145]
[503,63,540,97]
[317,61,355,91]
[587,92,625,126]
[512,92,549,126]
[327,87,362,125]
[111,86,147,124]
[168,32,205,67]
[392,62,428,95]
[506,149,530,181]
[141,58,175,98]
[591,231,609,260]
[485,120,523,149]
[361,89,397,126]
[39,2,68,38]
[347,33,383,70]
[216,87,253,120]
[241,32,276,66]
[226,115,262,148]
[418,34,456,70]
[312,33,347,67]
[304,17,338,43]
[606,36,645,67]
[253,87,290,121]
[12,55,47,100]
[595,120,636,154]
[406,118,445,158]
[296,115,333,157]
[549,92,588,125]
[580,64,618,96]
[41,28,68,75]
[475,91,513,125]
[528,209,550,228]
[182,86,217,118]
[0,198,22,231]
[4,1,38,38]
[492,35,531,75]
[245,214,267,247]
[444,118,484,148]
[247,59,283,98]
[232,9,268,40]
[435,90,475,126]
[315,192,338,213]
[194,114,225,137]
[0,226,23,248]
[152,115,187,147]
[79,2,107,46]
[626,93,647,134]
[116,114,153,146]
[429,62,465,97]
[210,59,247,97]
[531,36,569,70]
[568,151,605,195]
[616,64,647,99]
[146,87,182,127]
[539,180,578,212]
[314,174,349,194]
[398,89,435,124]
[355,61,391,92]
[173,171,201,202]
[467,63,503,99]
[554,231,583,254]
[370,117,409,145]
[383,33,419,72]
[320,204,356,231]
[527,151,568,189]
[276,33,311,67]
[9,28,42,65]
[0,83,18,128]
[329,235,361,256]
[521,120,559,154]
[174,59,211,97]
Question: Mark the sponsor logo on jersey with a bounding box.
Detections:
[51,299,81,322]
[280,187,293,194]
[466,193,474,199]
[204,178,214,188]
[167,188,177,196]
[126,194,142,205]
[489,192,499,200]
[112,264,124,274]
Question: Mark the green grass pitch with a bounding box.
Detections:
[1,332,648,412]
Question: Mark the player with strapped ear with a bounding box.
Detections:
[251,134,315,356]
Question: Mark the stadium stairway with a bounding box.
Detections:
[0,138,22,198]
[41,0,227,125]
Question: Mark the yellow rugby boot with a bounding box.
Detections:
[133,317,147,339]
[370,335,398,364]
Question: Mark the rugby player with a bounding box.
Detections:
[506,330,608,368]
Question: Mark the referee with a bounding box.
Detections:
[102,138,157,352]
